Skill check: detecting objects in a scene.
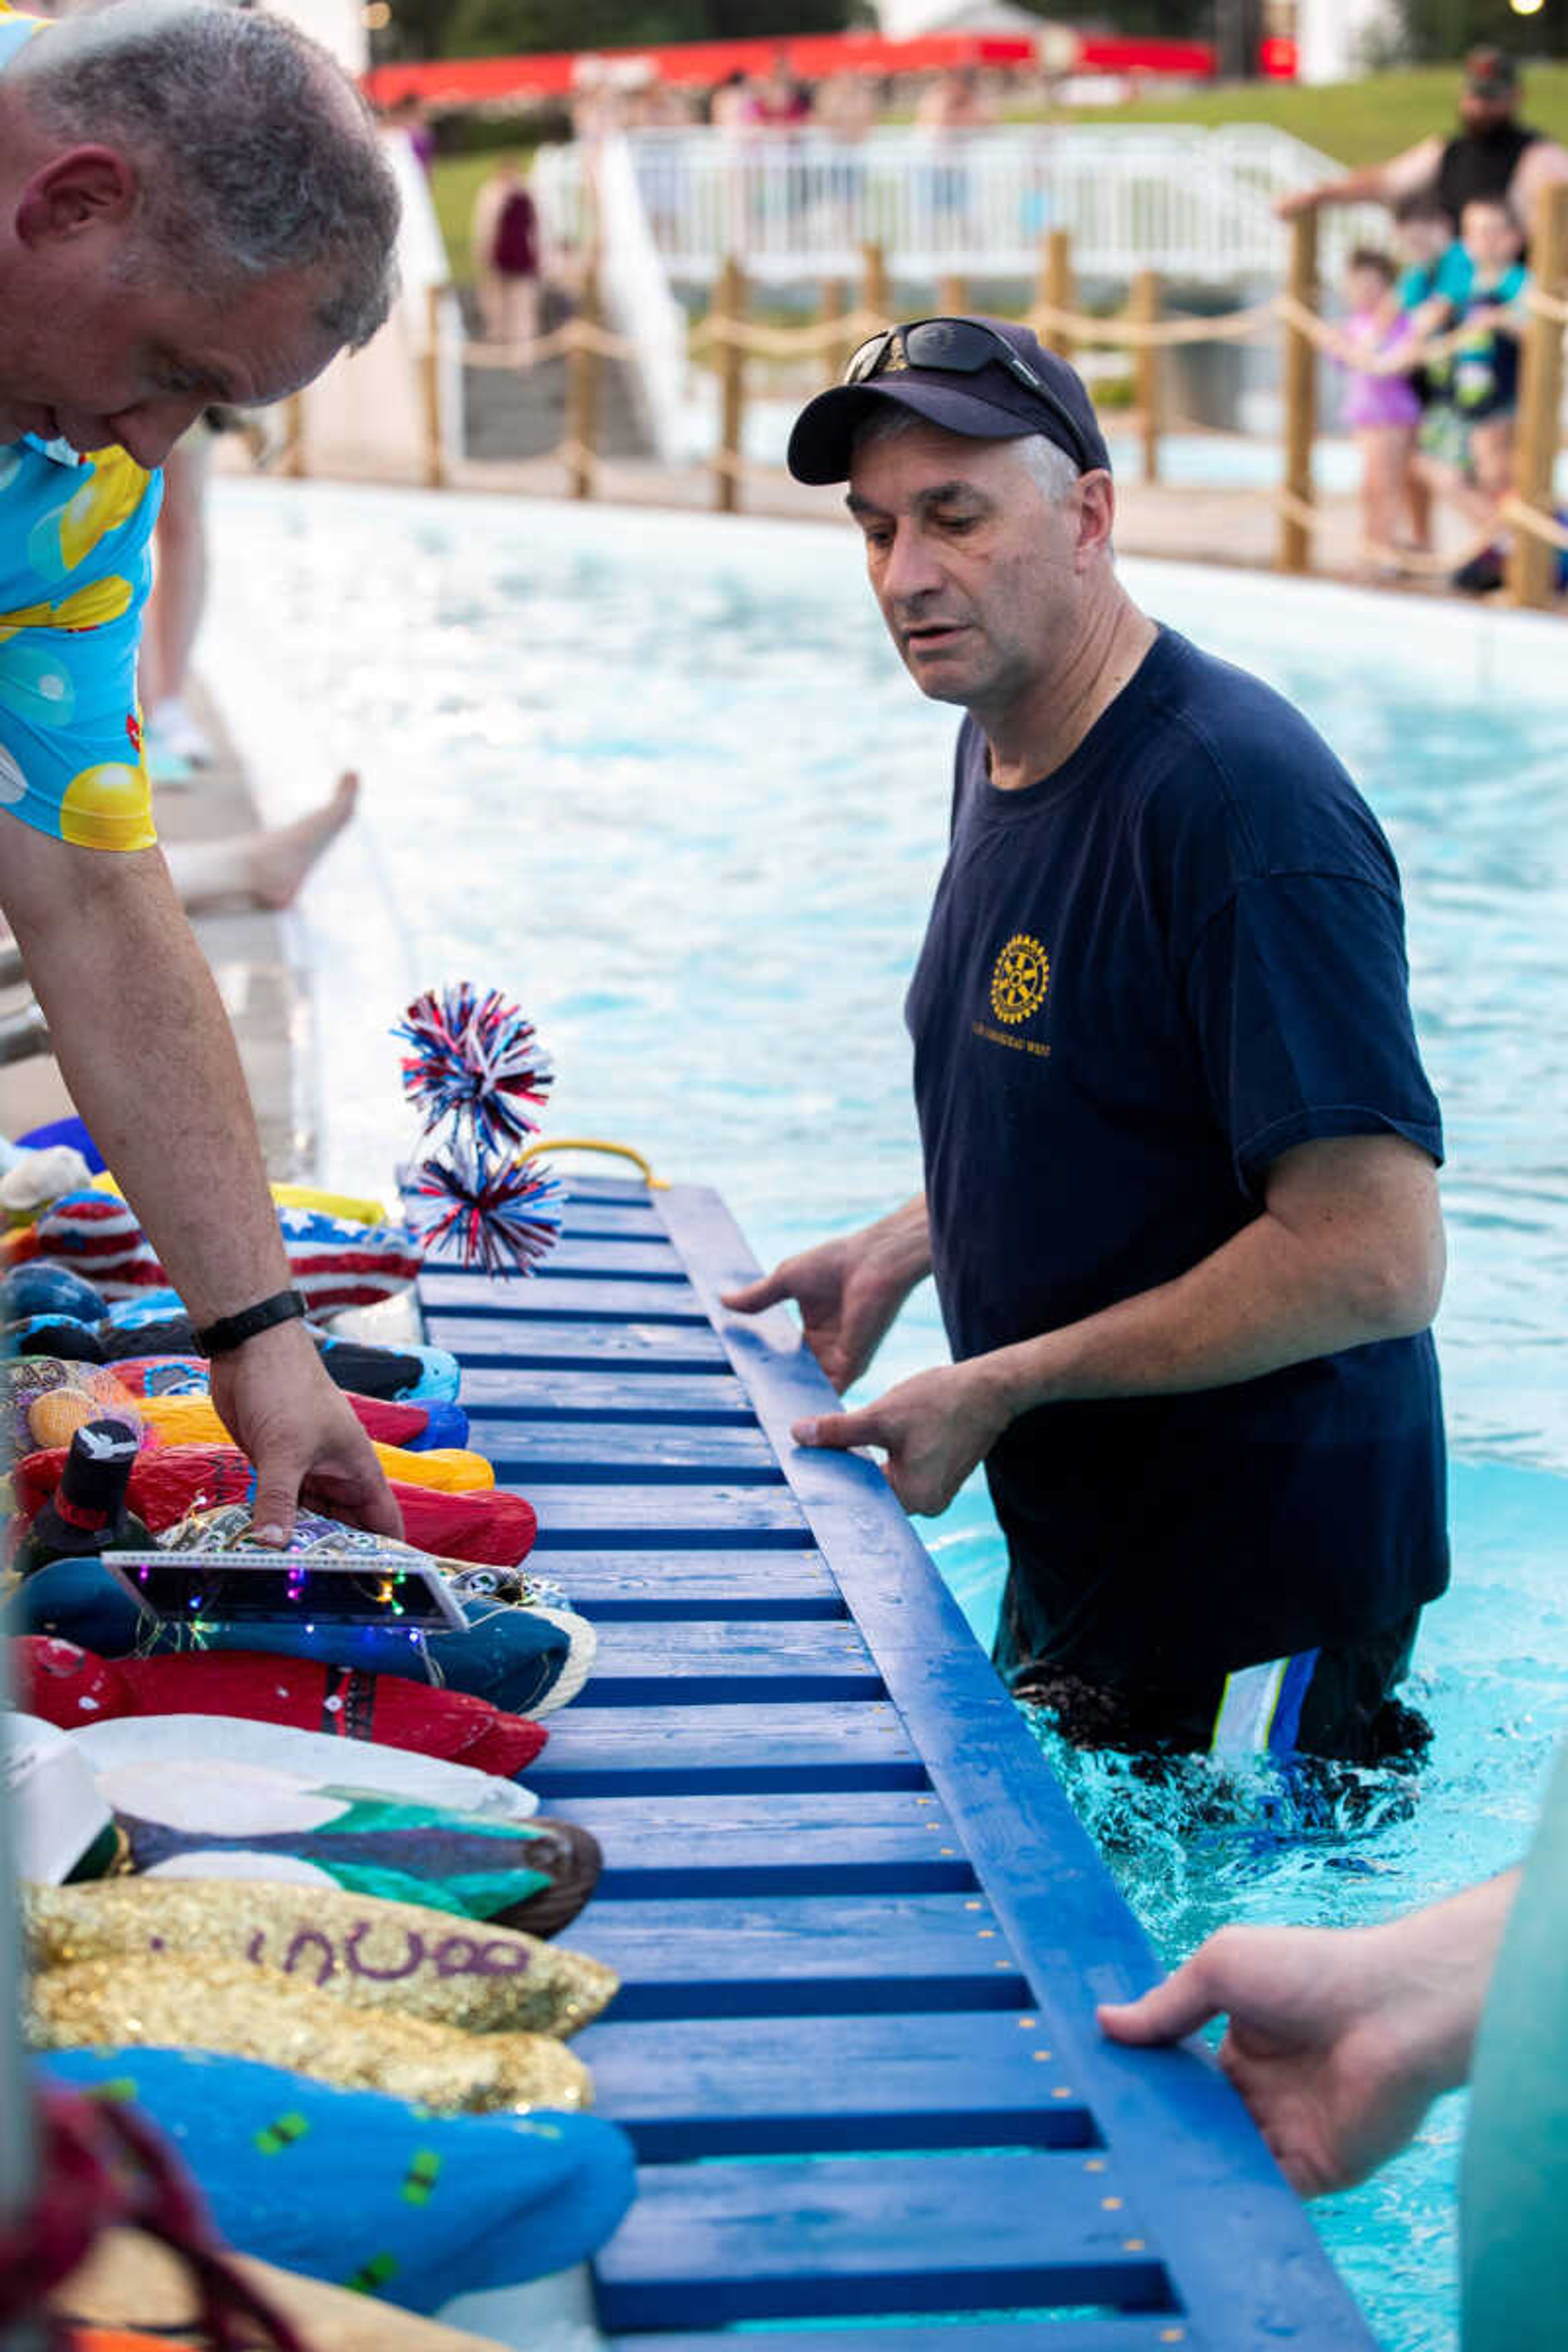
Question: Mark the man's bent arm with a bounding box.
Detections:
[985,1132,1441,1417]
[2,818,401,1540]
[1277,137,1441,218]
[795,1135,1443,1516]
[5,824,307,1323]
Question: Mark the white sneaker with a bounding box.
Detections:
[147,695,214,767]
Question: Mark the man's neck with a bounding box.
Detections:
[978,590,1159,793]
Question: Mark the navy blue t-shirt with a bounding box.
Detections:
[904,626,1448,1692]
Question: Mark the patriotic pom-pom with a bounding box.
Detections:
[409,1142,563,1279]
[395,983,554,1152]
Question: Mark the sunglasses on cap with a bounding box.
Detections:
[843,316,1100,474]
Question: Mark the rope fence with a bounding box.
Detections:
[381,189,1568,604]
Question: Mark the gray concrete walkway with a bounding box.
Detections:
[1,688,305,1181]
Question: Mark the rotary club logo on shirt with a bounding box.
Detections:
[989,933,1050,1026]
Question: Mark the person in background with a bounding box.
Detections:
[916,67,992,246]
[1100,1737,1568,2347]
[386,92,434,174]
[0,0,402,1543]
[1276,46,1568,238]
[1412,195,1529,595]
[471,156,541,368]
[139,421,213,772]
[1385,191,1461,555]
[727,318,1448,1767]
[817,71,876,243]
[1334,248,1423,574]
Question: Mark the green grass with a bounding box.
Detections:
[1007,61,1568,166]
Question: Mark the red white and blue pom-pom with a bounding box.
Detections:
[408,1140,563,1279]
[395,984,554,1153]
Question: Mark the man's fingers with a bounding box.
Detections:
[312,1467,405,1540]
[793,1407,882,1451]
[1098,1955,1227,2048]
[247,1470,300,1549]
[721,1271,787,1314]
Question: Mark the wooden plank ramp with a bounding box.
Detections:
[419,1177,1376,2350]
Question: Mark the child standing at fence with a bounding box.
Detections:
[1336,249,1423,572]
[1413,195,1530,590]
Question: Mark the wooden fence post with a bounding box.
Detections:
[938,272,967,318]
[1130,267,1160,485]
[1278,210,1318,576]
[819,276,853,380]
[1507,182,1568,608]
[1040,227,1075,362]
[715,254,747,516]
[861,242,889,324]
[422,283,447,491]
[566,260,601,502]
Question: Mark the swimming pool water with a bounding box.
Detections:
[205,481,1568,2350]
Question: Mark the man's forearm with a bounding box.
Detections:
[980,1160,1439,1423]
[1370,1870,1520,2100]
[862,1194,934,1290]
[9,842,291,1325]
[1306,165,1392,209]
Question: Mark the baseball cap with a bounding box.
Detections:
[1463,45,1518,99]
[786,315,1111,485]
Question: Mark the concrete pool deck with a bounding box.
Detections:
[1,693,307,1184]
[417,453,1542,599]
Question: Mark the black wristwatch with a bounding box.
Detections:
[193,1287,308,1357]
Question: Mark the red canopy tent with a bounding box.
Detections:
[363,28,1217,110]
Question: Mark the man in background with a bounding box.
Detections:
[1277,46,1568,236]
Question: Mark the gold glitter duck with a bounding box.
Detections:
[25,1954,594,2114]
[23,1879,617,2040]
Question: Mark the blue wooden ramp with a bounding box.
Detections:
[418,1177,1377,2350]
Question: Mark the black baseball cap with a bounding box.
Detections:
[786,316,1111,486]
[1463,46,1518,100]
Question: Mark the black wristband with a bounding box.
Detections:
[194,1287,307,1357]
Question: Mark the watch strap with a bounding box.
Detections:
[193,1287,308,1358]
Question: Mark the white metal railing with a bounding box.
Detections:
[536,123,1384,290]
[592,134,689,468]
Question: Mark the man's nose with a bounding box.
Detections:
[881,522,946,604]
[110,397,205,469]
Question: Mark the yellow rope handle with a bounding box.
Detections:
[519,1136,667,1189]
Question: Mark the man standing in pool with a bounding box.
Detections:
[724,318,1448,1763]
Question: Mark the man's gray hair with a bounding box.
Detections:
[14,0,400,348]
[852,405,1080,503]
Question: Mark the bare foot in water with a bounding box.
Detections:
[167,771,361,913]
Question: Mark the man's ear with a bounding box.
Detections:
[1073,470,1116,567]
[16,147,137,248]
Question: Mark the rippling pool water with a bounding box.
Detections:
[206,481,1568,2350]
